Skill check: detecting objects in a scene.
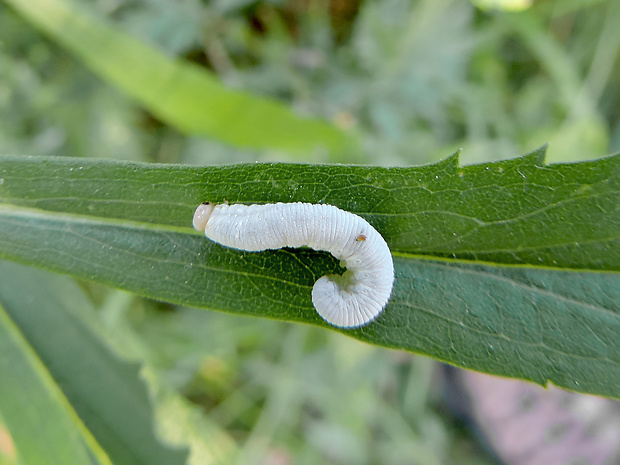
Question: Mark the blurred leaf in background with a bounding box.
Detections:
[0,0,619,464]
[2,0,618,166]
[471,0,533,12]
[2,0,359,162]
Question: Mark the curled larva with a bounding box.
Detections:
[192,202,394,328]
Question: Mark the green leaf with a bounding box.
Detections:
[3,0,356,155]
[0,302,112,465]
[0,150,618,398]
[0,147,617,270]
[0,261,189,465]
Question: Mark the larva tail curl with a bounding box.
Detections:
[311,272,389,328]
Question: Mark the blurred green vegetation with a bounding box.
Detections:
[0,0,619,463]
[2,0,618,165]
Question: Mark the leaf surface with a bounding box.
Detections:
[0,261,189,465]
[1,148,617,270]
[0,151,618,397]
[0,302,112,465]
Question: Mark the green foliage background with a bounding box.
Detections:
[0,0,619,464]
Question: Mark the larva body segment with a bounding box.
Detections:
[192,202,394,328]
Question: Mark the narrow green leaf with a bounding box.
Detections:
[0,261,189,465]
[0,148,617,270]
[0,150,618,397]
[0,303,112,465]
[3,0,355,155]
[0,207,617,398]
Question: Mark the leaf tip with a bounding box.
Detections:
[524,144,549,166]
[436,149,461,171]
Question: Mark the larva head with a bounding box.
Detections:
[192,202,216,232]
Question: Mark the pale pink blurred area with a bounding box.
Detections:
[0,425,17,463]
[459,370,620,465]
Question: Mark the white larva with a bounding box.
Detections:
[192,202,394,328]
